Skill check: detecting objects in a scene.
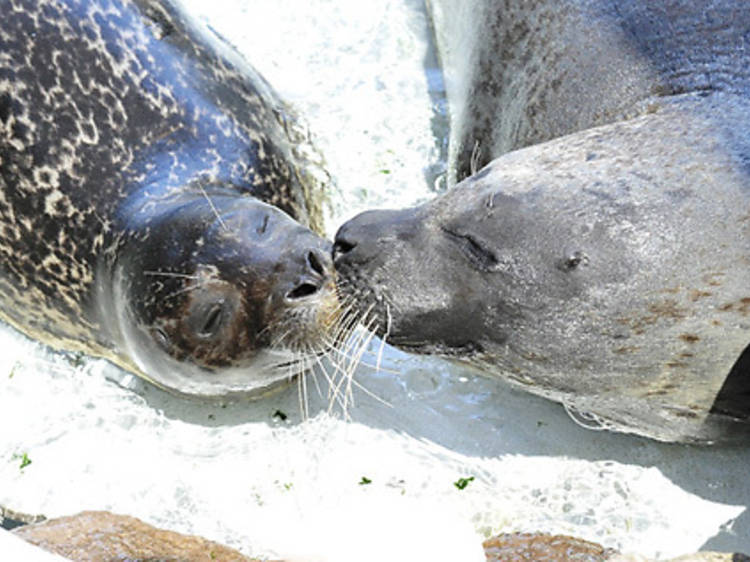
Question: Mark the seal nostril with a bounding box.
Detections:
[287,282,320,300]
[307,250,325,277]
[332,239,356,260]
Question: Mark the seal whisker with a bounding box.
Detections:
[331,301,360,340]
[340,319,382,411]
[346,376,394,409]
[306,352,326,402]
[329,328,362,411]
[161,279,213,301]
[306,300,394,413]
[336,303,375,360]
[320,290,409,383]
[332,307,380,409]
[297,362,309,420]
[374,303,392,375]
[319,336,399,374]
[268,327,295,350]
[286,342,346,416]
[562,402,613,432]
[310,349,352,419]
[469,139,482,176]
[264,349,316,373]
[196,184,229,232]
[331,330,395,411]
[142,271,202,280]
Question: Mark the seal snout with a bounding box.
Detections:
[332,217,366,265]
[332,208,412,268]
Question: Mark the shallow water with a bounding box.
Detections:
[1,1,749,560]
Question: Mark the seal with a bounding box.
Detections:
[333,0,750,442]
[0,0,340,398]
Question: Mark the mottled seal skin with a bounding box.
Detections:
[0,0,339,398]
[428,0,750,187]
[334,0,750,442]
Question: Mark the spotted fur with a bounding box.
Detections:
[0,0,328,375]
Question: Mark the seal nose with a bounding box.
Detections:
[333,227,369,267]
[286,248,332,301]
[333,209,409,266]
[332,234,357,263]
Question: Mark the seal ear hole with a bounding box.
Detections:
[559,251,590,271]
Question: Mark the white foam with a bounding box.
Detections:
[180,0,443,233]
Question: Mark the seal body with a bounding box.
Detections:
[427,0,750,186]
[334,0,750,442]
[0,0,338,397]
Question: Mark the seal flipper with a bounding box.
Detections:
[711,343,750,421]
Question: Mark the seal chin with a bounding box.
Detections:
[106,198,342,398]
[117,324,297,398]
[113,271,341,399]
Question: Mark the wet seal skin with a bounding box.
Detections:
[0,0,341,398]
[334,0,750,443]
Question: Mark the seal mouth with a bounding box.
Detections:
[334,274,484,359]
[269,281,343,352]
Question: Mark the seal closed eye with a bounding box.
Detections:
[441,227,500,272]
[192,301,226,339]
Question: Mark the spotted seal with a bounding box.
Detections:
[333,0,750,442]
[0,0,340,398]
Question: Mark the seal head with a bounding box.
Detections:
[334,97,750,443]
[109,196,338,397]
[334,0,750,442]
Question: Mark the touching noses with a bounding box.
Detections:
[332,208,407,267]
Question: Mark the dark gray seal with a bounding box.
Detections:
[334,0,750,442]
[0,0,340,398]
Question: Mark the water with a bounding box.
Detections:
[1,1,749,560]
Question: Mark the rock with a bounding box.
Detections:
[12,511,268,562]
[483,532,617,561]
[611,554,750,562]
[482,532,749,562]
[0,504,46,531]
[10,512,750,561]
